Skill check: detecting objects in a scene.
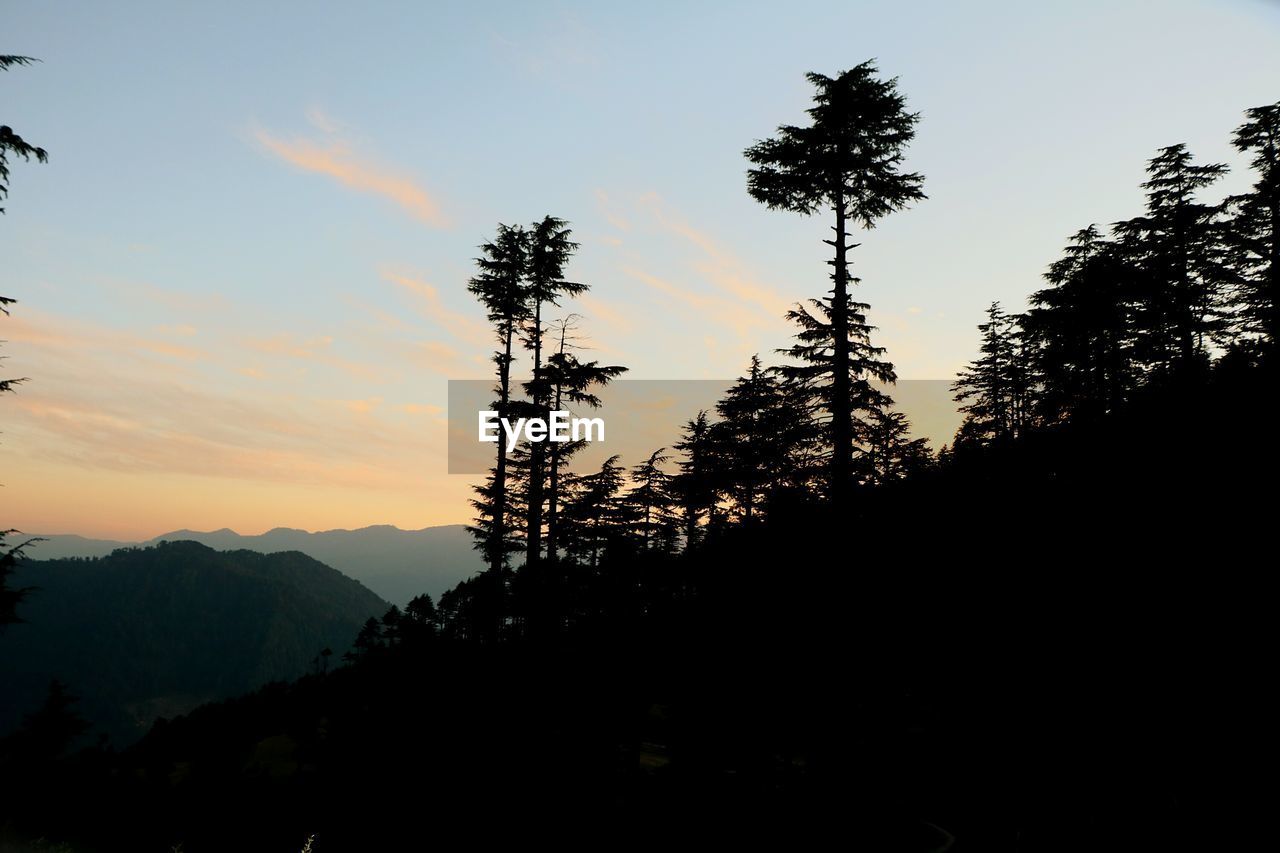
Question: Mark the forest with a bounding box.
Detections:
[2,54,1278,852]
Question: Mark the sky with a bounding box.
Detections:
[2,0,1278,539]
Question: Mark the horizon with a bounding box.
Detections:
[35,521,471,541]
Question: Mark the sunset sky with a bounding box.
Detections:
[3,0,1278,539]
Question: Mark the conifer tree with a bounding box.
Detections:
[541,316,626,561]
[746,62,925,504]
[559,456,629,568]
[952,302,1032,445]
[671,411,717,550]
[862,408,932,484]
[404,593,439,640]
[777,291,895,497]
[710,356,810,522]
[521,217,588,567]
[1114,145,1230,374]
[467,224,530,572]
[1023,226,1135,420]
[1,56,47,216]
[627,449,675,551]
[1,57,45,623]
[1228,102,1280,346]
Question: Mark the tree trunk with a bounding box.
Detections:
[545,378,564,561]
[490,323,514,573]
[526,300,545,566]
[830,193,853,505]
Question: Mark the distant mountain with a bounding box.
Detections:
[0,541,389,744]
[33,523,483,605]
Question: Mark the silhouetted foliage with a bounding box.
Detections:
[1114,144,1232,375]
[1,55,47,215]
[1227,101,1280,346]
[952,302,1033,445]
[467,224,532,572]
[521,216,589,567]
[0,529,39,628]
[746,62,925,503]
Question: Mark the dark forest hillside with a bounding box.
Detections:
[0,542,388,745]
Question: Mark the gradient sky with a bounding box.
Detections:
[3,0,1278,538]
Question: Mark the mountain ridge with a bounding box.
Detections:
[30,523,483,605]
[0,541,391,744]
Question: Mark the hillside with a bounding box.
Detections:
[0,541,389,744]
[33,524,483,605]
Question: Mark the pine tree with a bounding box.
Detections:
[467,224,530,572]
[710,356,811,521]
[344,616,384,662]
[559,456,629,568]
[952,302,1032,445]
[862,408,932,484]
[1,530,38,629]
[521,217,588,567]
[541,316,626,561]
[1023,226,1136,421]
[403,593,439,641]
[777,290,895,497]
[1227,102,1280,347]
[1114,145,1230,374]
[671,411,717,550]
[1,56,48,215]
[627,449,675,551]
[746,62,925,504]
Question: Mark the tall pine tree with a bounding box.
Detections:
[746,62,925,504]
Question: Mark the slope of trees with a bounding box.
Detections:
[953,103,1280,446]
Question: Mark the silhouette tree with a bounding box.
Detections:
[952,302,1033,445]
[777,291,893,496]
[380,605,403,645]
[746,62,925,504]
[403,593,439,641]
[671,411,717,550]
[1114,145,1230,374]
[709,356,811,522]
[344,616,384,662]
[559,456,629,568]
[1,56,47,215]
[862,407,931,484]
[1228,102,1280,347]
[1,530,38,628]
[1,57,44,621]
[627,449,675,551]
[1023,227,1135,421]
[541,316,626,561]
[467,224,531,572]
[521,217,588,567]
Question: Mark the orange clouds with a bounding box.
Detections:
[639,192,792,319]
[382,271,492,346]
[0,306,477,538]
[254,123,448,227]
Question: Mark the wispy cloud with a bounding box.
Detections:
[639,192,792,319]
[253,116,448,227]
[381,270,491,346]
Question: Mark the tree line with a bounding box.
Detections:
[461,63,931,580]
[401,63,1278,647]
[951,106,1279,447]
